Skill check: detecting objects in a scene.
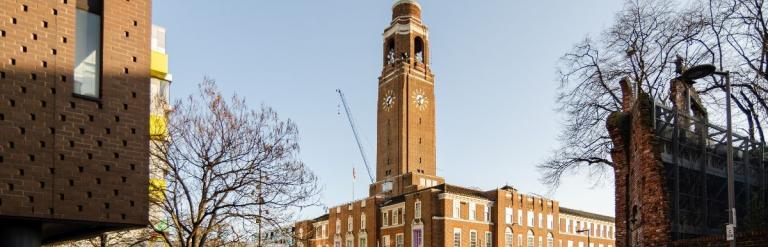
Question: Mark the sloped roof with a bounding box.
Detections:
[560,207,615,222]
[440,183,490,200]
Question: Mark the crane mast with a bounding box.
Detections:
[336,89,375,184]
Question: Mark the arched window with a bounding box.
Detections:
[505,228,513,247]
[346,233,354,247]
[546,233,554,247]
[414,37,425,63]
[526,230,534,247]
[386,38,396,65]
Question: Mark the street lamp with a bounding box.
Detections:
[576,229,590,247]
[679,64,736,247]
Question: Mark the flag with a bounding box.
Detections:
[352,167,357,181]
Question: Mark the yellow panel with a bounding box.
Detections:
[150,115,168,140]
[149,178,166,202]
[151,51,169,79]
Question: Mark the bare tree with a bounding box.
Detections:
[539,0,767,189]
[150,78,320,247]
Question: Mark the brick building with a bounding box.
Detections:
[295,1,615,247]
[0,0,152,245]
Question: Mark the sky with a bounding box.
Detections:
[152,1,625,219]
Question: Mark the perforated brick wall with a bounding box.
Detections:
[0,0,151,239]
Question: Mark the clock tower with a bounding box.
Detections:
[372,0,444,197]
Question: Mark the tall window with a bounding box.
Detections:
[527,230,534,247]
[484,205,491,222]
[538,213,543,228]
[470,231,477,247]
[546,233,554,247]
[361,214,366,230]
[336,219,341,233]
[415,200,422,219]
[346,235,353,247]
[348,216,353,231]
[413,229,423,247]
[527,211,534,227]
[506,208,513,224]
[518,210,523,224]
[485,232,492,247]
[453,200,461,218]
[469,203,477,220]
[383,212,389,226]
[74,0,102,98]
[360,236,367,247]
[414,37,425,63]
[396,234,404,247]
[383,236,390,247]
[547,215,554,229]
[453,229,461,247]
[505,228,513,247]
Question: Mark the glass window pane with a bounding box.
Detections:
[74,9,101,97]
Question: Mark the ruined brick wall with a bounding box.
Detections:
[607,83,671,246]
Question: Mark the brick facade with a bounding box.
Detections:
[296,2,614,247]
[0,0,151,243]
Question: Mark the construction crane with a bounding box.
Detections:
[336,89,375,183]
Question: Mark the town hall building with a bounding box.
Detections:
[294,1,616,247]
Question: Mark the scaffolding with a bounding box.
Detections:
[652,102,768,240]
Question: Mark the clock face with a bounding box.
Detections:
[412,89,429,110]
[382,90,396,111]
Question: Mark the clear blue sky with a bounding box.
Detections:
[152,1,624,218]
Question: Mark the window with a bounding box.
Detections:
[348,216,353,231]
[415,200,422,219]
[546,233,553,247]
[567,241,573,247]
[150,78,171,114]
[336,219,341,233]
[470,231,477,247]
[396,234,404,247]
[505,228,513,247]
[484,205,491,222]
[485,232,492,247]
[383,236,390,247]
[393,209,399,225]
[74,0,102,98]
[538,213,543,228]
[346,236,353,247]
[361,214,366,230]
[383,211,389,226]
[565,219,571,233]
[414,37,425,63]
[469,203,477,220]
[413,229,423,247]
[453,200,461,218]
[453,229,461,247]
[323,224,327,237]
[539,236,542,247]
[518,235,522,247]
[527,211,534,227]
[547,215,553,229]
[506,207,513,224]
[526,230,534,247]
[518,209,523,224]
[360,236,367,247]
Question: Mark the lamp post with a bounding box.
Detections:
[679,64,736,247]
[576,229,590,247]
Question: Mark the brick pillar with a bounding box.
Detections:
[607,83,671,246]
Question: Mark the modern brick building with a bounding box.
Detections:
[295,1,616,247]
[0,0,152,245]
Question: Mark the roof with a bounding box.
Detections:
[392,0,421,9]
[440,183,490,200]
[560,207,615,222]
[312,214,329,222]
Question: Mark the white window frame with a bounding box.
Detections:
[453,229,462,247]
[527,211,534,227]
[470,230,478,247]
[469,202,477,221]
[485,232,492,247]
[396,234,404,247]
[415,200,422,219]
[383,212,389,227]
[453,200,461,219]
[505,207,513,224]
